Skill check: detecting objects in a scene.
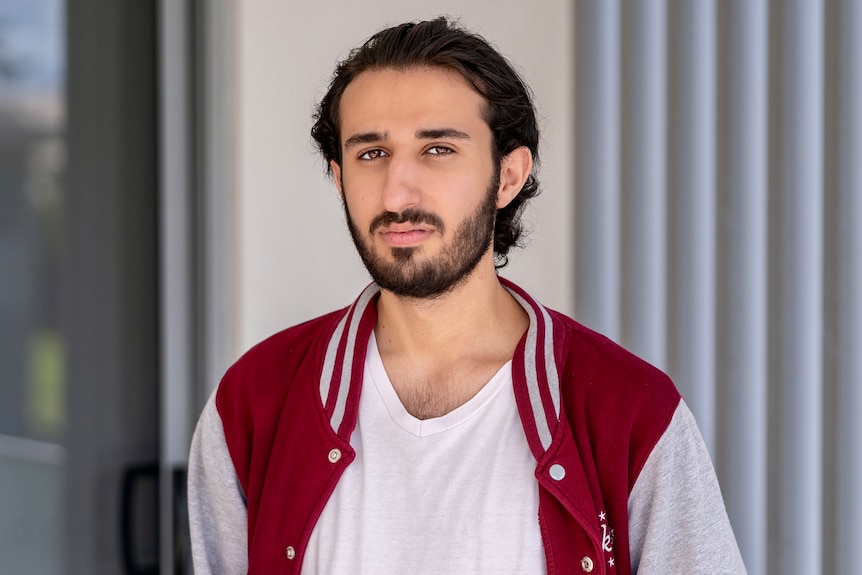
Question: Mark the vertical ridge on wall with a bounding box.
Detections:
[835,1,862,572]
[621,0,667,370]
[667,0,717,453]
[575,0,621,341]
[772,1,824,573]
[717,1,769,573]
[823,3,839,572]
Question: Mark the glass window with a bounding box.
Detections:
[0,1,66,572]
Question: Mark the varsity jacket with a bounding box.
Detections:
[189,278,746,574]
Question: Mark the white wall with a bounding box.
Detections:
[236,1,575,352]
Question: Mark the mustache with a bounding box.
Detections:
[369,209,445,234]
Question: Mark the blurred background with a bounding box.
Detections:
[0,0,858,573]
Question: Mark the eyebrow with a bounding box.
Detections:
[416,128,471,141]
[343,127,472,150]
[343,131,387,150]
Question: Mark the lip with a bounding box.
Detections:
[379,226,435,247]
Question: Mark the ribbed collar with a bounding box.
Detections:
[317,277,563,461]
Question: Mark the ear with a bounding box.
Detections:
[330,160,344,198]
[496,146,533,209]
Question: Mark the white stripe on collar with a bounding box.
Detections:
[504,286,561,451]
[320,283,380,433]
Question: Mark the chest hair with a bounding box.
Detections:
[390,363,505,420]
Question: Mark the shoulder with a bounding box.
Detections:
[211,307,351,490]
[225,309,345,381]
[215,307,348,430]
[549,310,681,481]
[550,309,677,400]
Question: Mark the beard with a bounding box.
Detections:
[343,174,499,299]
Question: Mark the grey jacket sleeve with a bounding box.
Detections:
[627,401,747,574]
[188,391,249,574]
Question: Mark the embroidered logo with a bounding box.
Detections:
[599,510,616,569]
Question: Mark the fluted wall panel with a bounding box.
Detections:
[573,2,858,573]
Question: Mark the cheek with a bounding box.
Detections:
[453,174,494,207]
[343,192,375,228]
[341,173,376,208]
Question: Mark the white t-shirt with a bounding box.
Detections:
[302,333,546,574]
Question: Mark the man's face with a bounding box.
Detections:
[332,67,502,299]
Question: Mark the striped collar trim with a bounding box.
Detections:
[318,279,562,457]
[319,283,380,436]
[499,277,562,456]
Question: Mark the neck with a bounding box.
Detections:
[371,254,529,420]
[373,255,527,362]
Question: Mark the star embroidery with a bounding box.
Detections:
[599,511,607,521]
[609,557,615,567]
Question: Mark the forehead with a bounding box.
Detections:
[338,67,488,139]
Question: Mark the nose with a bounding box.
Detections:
[381,154,421,214]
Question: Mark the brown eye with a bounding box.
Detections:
[426,146,454,156]
[358,149,388,160]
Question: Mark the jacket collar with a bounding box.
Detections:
[316,278,564,462]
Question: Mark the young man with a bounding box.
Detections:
[188,17,745,575]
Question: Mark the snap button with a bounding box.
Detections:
[328,448,342,463]
[581,555,594,572]
[549,463,566,480]
[286,546,295,560]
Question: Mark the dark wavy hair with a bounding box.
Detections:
[310,17,540,267]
